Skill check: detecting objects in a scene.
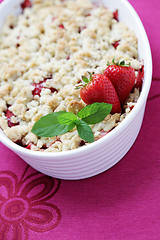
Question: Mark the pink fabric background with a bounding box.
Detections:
[0,0,160,239]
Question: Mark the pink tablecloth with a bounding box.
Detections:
[0,0,160,239]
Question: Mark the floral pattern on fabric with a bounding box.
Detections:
[0,166,61,240]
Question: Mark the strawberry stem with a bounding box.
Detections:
[107,57,131,67]
[75,72,94,89]
[75,83,84,89]
[87,71,94,81]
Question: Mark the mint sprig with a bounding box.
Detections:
[31,102,112,143]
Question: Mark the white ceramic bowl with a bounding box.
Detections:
[0,0,152,180]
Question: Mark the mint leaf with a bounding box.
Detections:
[77,102,112,124]
[57,112,77,125]
[31,112,75,137]
[31,102,112,143]
[76,120,94,143]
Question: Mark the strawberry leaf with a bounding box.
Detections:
[77,102,112,124]
[119,60,131,67]
[107,57,131,67]
[76,120,94,143]
[87,71,94,81]
[82,76,89,83]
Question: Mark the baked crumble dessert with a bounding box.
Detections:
[0,0,144,152]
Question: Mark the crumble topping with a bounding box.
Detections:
[0,0,143,151]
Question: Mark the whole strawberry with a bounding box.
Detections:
[104,58,136,104]
[79,73,121,114]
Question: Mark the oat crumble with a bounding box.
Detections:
[0,0,143,152]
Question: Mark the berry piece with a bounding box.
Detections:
[85,13,91,17]
[112,40,120,49]
[78,26,87,33]
[32,80,45,96]
[16,43,20,48]
[14,139,24,147]
[135,66,144,89]
[32,81,58,96]
[6,109,19,128]
[113,9,119,21]
[104,59,135,104]
[58,24,64,29]
[26,143,32,149]
[49,87,58,94]
[21,0,32,11]
[32,74,57,96]
[79,73,121,114]
[9,25,14,29]
[79,140,86,146]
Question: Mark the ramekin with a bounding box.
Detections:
[0,0,152,180]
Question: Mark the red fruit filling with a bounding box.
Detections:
[85,13,91,17]
[5,109,19,128]
[113,9,119,21]
[32,80,45,96]
[14,140,25,147]
[26,143,32,149]
[21,0,32,11]
[112,40,120,49]
[41,144,48,149]
[58,24,64,29]
[129,105,134,111]
[55,137,62,143]
[16,43,20,48]
[49,87,58,93]
[135,66,144,89]
[32,75,58,96]
[78,26,87,33]
[9,25,14,29]
[79,140,87,146]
